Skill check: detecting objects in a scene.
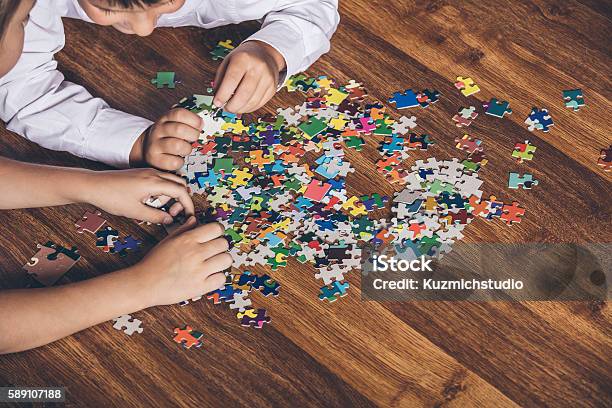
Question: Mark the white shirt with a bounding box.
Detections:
[0,0,339,167]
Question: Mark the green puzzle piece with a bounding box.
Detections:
[151,71,176,89]
[298,117,328,137]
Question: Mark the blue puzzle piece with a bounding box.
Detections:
[318,281,350,302]
[196,170,219,188]
[562,89,584,111]
[484,98,512,118]
[508,172,539,189]
[388,89,419,109]
[111,236,142,257]
[525,107,554,132]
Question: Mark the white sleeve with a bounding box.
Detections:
[244,0,340,82]
[0,3,151,168]
[186,0,340,83]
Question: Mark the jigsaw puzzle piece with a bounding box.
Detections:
[597,145,611,171]
[484,98,512,118]
[388,89,419,109]
[112,314,143,335]
[173,326,204,349]
[75,211,106,234]
[22,242,80,286]
[562,89,584,111]
[454,76,480,96]
[151,71,177,89]
[110,236,142,257]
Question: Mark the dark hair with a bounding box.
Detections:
[0,0,20,40]
[104,0,164,8]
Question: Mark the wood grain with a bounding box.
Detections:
[0,1,610,407]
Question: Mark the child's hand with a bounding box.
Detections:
[132,217,230,306]
[213,41,286,114]
[130,108,203,171]
[85,168,194,224]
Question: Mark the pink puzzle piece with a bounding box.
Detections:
[23,243,79,286]
[303,180,332,202]
[75,211,106,234]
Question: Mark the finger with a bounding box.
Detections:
[153,153,184,171]
[256,86,277,112]
[157,136,194,156]
[153,180,195,217]
[225,72,259,113]
[213,62,246,110]
[159,122,201,144]
[162,108,203,130]
[185,221,225,243]
[168,201,184,217]
[202,252,233,273]
[152,195,172,207]
[202,272,226,291]
[200,237,230,260]
[213,58,230,103]
[242,78,269,113]
[137,206,174,225]
[157,172,188,186]
[166,215,197,238]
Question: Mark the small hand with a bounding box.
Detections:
[85,168,194,224]
[132,217,231,306]
[130,108,203,171]
[213,41,286,114]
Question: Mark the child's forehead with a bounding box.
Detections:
[86,0,164,10]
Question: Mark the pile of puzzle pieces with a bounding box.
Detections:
[171,73,526,327]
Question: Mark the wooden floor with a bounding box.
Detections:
[1,1,611,406]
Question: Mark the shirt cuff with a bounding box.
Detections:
[84,108,152,169]
[244,20,305,89]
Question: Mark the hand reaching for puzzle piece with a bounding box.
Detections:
[131,217,230,307]
[213,41,286,114]
[82,168,194,224]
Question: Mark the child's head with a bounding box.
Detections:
[0,0,35,77]
[78,0,184,36]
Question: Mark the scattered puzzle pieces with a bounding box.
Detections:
[110,236,142,257]
[173,326,204,349]
[484,98,512,118]
[501,202,525,225]
[388,89,419,109]
[151,71,177,89]
[210,39,235,60]
[508,172,539,189]
[455,134,483,154]
[452,106,478,127]
[238,308,271,328]
[562,89,584,111]
[112,315,143,336]
[75,211,106,234]
[23,241,80,286]
[512,140,537,163]
[525,107,554,132]
[454,76,480,96]
[597,145,611,171]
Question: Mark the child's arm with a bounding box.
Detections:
[0,218,230,354]
[0,3,152,169]
[205,0,341,112]
[0,157,194,223]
